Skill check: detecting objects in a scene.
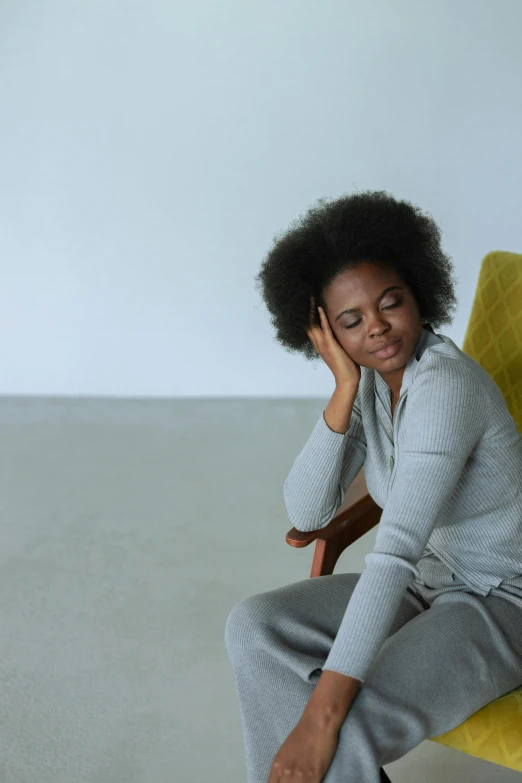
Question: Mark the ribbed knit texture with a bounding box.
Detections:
[283,327,522,681]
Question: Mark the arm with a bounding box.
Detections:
[320,353,489,685]
[284,384,367,532]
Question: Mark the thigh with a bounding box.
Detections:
[225,573,426,684]
[357,589,522,746]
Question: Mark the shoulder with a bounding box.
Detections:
[412,335,490,392]
[407,337,492,436]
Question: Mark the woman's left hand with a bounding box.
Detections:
[266,713,340,783]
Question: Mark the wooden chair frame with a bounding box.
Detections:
[286,468,379,576]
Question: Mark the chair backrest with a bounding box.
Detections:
[461,250,522,435]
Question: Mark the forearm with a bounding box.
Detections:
[323,382,359,434]
[283,384,362,532]
[303,669,362,730]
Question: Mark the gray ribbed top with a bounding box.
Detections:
[283,327,522,681]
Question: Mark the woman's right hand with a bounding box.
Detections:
[306,297,361,388]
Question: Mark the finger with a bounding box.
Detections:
[318,306,334,335]
[307,317,319,337]
[306,329,318,349]
[318,306,329,331]
[308,297,321,330]
[318,308,341,350]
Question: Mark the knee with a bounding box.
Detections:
[224,592,275,658]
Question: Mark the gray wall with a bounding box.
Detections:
[1,0,521,397]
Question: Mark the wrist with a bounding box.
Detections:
[304,670,361,730]
[335,379,359,392]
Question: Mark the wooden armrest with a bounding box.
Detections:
[285,468,380,548]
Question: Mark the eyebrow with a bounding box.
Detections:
[335,286,404,322]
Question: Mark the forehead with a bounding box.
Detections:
[324,263,404,301]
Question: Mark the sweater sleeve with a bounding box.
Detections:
[323,352,489,682]
[283,389,367,532]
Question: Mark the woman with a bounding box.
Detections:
[224,190,522,783]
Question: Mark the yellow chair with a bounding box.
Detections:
[286,251,522,772]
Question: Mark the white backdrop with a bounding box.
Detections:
[1,0,521,397]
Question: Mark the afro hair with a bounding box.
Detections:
[255,189,459,361]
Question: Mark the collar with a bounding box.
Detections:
[370,325,444,399]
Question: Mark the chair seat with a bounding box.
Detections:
[429,685,522,770]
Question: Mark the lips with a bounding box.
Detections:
[371,337,400,354]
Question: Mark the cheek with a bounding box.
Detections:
[332,325,347,343]
[335,329,357,351]
[336,331,367,359]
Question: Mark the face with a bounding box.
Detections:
[321,262,424,394]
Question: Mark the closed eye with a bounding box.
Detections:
[344,300,401,329]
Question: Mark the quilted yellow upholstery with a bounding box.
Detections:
[430,688,522,771]
[429,250,522,769]
[461,251,522,434]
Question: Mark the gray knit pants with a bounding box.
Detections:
[224,571,522,782]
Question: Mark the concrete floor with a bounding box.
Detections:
[0,397,519,783]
